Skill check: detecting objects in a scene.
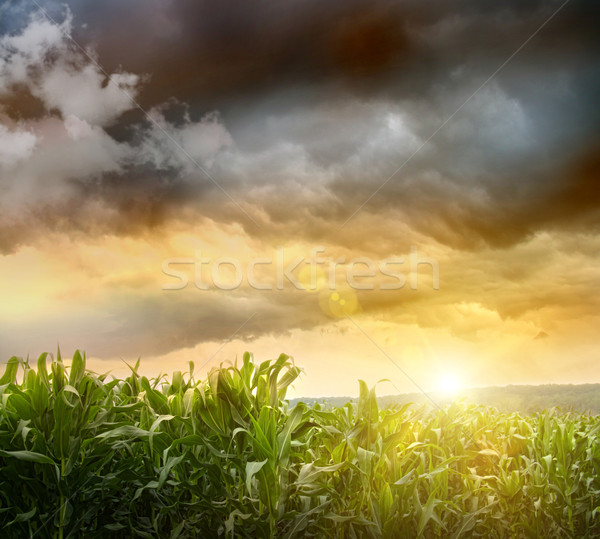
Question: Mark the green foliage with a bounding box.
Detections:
[0,351,599,537]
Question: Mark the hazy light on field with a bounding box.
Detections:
[436,371,464,396]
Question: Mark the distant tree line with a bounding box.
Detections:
[294,384,600,415]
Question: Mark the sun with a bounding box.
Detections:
[436,372,463,395]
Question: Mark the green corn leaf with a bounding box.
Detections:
[0,449,55,464]
[0,357,19,385]
[245,459,268,495]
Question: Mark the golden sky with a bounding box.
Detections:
[0,1,599,396]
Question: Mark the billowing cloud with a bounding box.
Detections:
[0,11,235,253]
[0,123,37,167]
[137,107,233,172]
[0,11,140,125]
[2,3,598,253]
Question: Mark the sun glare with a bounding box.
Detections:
[437,372,463,395]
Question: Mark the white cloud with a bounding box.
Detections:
[138,109,233,172]
[0,11,140,126]
[37,64,140,126]
[0,11,235,217]
[0,124,37,167]
[64,114,95,141]
[0,12,68,89]
[0,116,127,207]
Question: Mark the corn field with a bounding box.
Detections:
[0,351,599,538]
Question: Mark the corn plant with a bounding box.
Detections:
[0,351,599,538]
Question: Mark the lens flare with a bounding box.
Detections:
[318,288,360,317]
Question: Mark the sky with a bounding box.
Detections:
[0,0,599,397]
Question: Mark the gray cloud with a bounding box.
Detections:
[1,2,599,255]
[1,1,599,362]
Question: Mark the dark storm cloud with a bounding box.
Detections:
[0,285,332,358]
[1,0,599,255]
[5,0,597,115]
[71,0,600,113]
[99,288,330,357]
[72,0,413,110]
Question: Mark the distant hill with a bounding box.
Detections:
[291,384,600,415]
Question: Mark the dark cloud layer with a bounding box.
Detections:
[1,0,599,253]
[70,0,600,123]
